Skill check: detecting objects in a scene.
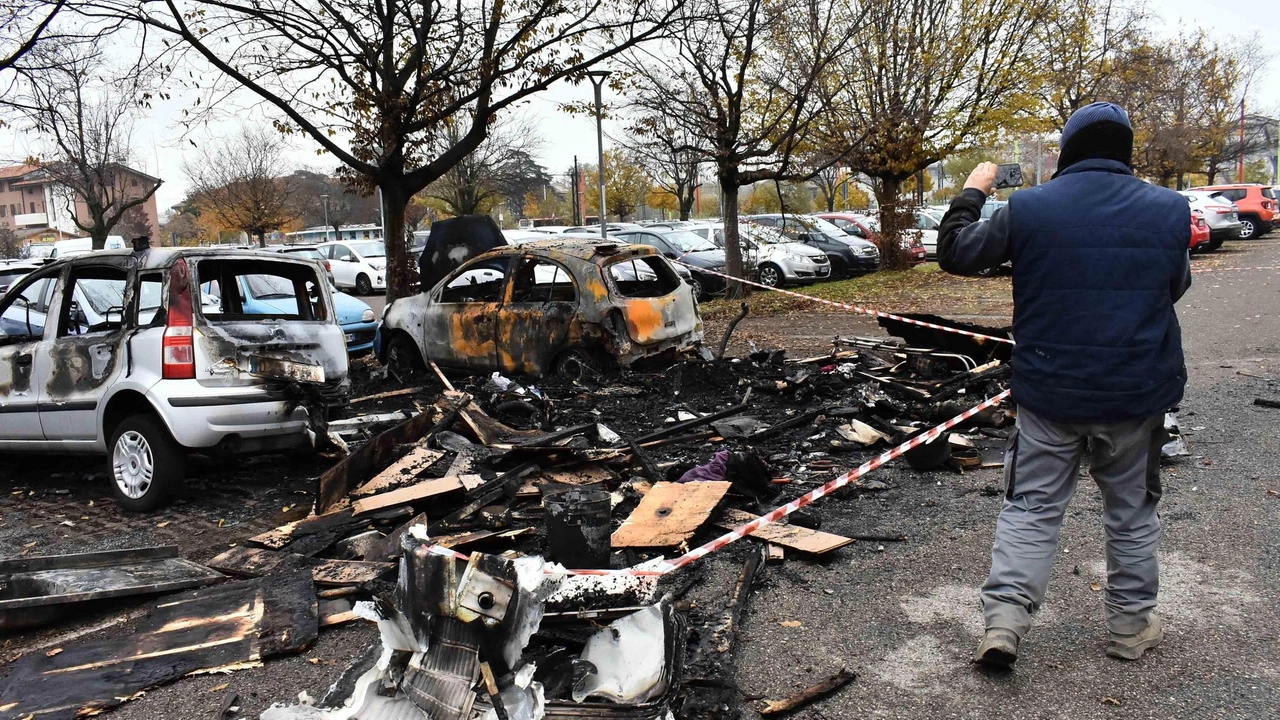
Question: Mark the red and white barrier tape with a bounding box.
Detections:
[417,388,1011,577]
[674,260,1015,345]
[657,388,1011,572]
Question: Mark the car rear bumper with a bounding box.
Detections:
[1209,225,1241,240]
[150,382,320,451]
[342,320,378,355]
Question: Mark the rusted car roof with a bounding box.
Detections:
[474,239,647,263]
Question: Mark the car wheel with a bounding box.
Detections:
[1239,218,1257,240]
[385,333,426,382]
[355,273,374,295]
[555,349,601,382]
[1204,237,1223,252]
[109,414,184,512]
[758,263,783,288]
[827,258,847,279]
[688,275,705,300]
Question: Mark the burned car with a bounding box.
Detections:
[0,248,350,511]
[379,240,704,378]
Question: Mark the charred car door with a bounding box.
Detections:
[495,256,580,375]
[422,258,511,371]
[0,268,59,442]
[36,259,133,442]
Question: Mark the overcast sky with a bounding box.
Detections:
[4,0,1277,218]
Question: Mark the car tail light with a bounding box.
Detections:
[1196,217,1206,228]
[324,259,332,271]
[163,258,196,380]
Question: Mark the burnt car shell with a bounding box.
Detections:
[380,240,704,377]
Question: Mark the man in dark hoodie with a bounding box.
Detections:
[936,102,1191,668]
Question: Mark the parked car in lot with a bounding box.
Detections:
[201,271,378,356]
[813,212,927,265]
[0,249,350,511]
[1188,184,1275,239]
[691,222,831,287]
[610,227,728,299]
[316,240,387,294]
[378,240,703,379]
[1179,191,1242,251]
[745,214,880,277]
[1190,210,1211,252]
[269,245,336,285]
[0,261,44,295]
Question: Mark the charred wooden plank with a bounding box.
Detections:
[208,546,394,586]
[0,571,317,720]
[611,481,732,548]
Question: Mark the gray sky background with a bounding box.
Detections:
[3,0,1277,218]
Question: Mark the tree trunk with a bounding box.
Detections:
[719,166,745,299]
[826,193,835,212]
[255,229,267,248]
[383,184,413,304]
[679,187,695,221]
[90,226,109,251]
[873,177,912,271]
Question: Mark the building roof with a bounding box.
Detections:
[0,165,37,180]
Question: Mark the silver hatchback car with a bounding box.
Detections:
[0,248,350,510]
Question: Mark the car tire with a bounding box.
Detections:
[757,263,783,288]
[1204,237,1223,252]
[828,258,848,279]
[688,275,705,301]
[1238,217,1258,240]
[385,333,426,382]
[555,349,601,382]
[108,414,184,513]
[355,273,374,295]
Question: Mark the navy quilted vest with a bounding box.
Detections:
[1008,158,1189,422]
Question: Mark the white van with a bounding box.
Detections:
[50,235,126,259]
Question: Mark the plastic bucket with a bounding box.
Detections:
[543,489,612,569]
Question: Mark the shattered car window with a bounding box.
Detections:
[136,274,164,326]
[197,259,327,321]
[0,276,53,341]
[61,269,127,336]
[440,260,510,304]
[606,257,682,298]
[510,258,577,303]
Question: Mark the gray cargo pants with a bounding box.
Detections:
[982,406,1166,637]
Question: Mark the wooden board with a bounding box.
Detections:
[611,481,732,548]
[208,546,394,586]
[716,509,854,555]
[316,406,444,513]
[517,463,614,498]
[352,444,447,497]
[0,571,317,720]
[351,476,465,516]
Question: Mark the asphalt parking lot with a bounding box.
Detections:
[2,236,1278,719]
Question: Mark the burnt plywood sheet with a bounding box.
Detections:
[716,509,854,555]
[611,481,732,548]
[0,571,317,720]
[0,547,224,632]
[351,475,465,516]
[208,546,394,586]
[353,444,447,497]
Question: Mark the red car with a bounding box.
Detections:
[814,212,927,265]
[1189,209,1210,252]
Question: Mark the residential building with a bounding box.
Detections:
[0,163,162,241]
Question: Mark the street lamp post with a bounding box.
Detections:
[321,194,330,243]
[587,70,611,240]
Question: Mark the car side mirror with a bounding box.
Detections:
[797,233,812,242]
[664,252,676,259]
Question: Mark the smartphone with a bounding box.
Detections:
[994,163,1024,190]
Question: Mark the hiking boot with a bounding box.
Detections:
[1106,616,1164,660]
[975,628,1019,668]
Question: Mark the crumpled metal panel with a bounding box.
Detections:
[401,615,482,720]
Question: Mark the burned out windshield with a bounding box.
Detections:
[606,257,682,298]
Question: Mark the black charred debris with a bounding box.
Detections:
[2,322,1025,720]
